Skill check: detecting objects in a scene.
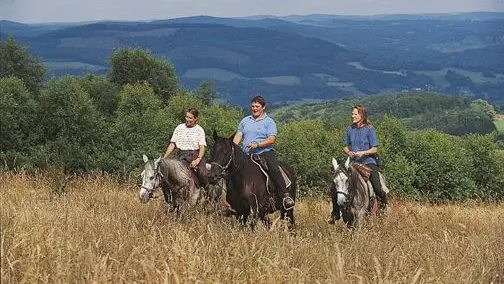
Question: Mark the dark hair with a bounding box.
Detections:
[352,104,371,125]
[251,95,266,107]
[186,108,199,118]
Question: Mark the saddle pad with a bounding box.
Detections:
[279,166,292,188]
[250,155,292,189]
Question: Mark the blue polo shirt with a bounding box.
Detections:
[237,113,276,154]
[345,123,378,165]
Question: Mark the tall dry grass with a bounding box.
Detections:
[1,172,503,283]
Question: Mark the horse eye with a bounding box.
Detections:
[149,176,154,180]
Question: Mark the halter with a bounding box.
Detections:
[333,165,350,199]
[211,143,235,178]
[141,161,164,193]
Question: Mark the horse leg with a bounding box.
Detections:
[263,215,272,230]
[160,182,172,205]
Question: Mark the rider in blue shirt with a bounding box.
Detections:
[233,95,295,209]
[329,104,388,223]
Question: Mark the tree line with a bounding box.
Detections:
[1,36,503,201]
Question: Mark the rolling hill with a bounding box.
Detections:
[1,12,503,106]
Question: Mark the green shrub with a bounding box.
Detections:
[405,129,477,201]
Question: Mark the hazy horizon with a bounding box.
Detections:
[1,0,503,24]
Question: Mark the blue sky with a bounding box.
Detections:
[1,0,503,23]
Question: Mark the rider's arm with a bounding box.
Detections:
[359,146,377,156]
[257,135,276,147]
[195,145,205,160]
[164,142,176,158]
[233,131,243,145]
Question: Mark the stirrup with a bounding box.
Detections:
[282,197,295,210]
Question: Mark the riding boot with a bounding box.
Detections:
[367,164,388,216]
[379,194,389,216]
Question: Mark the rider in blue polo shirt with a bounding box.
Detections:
[232,95,295,209]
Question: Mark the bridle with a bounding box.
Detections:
[333,165,351,200]
[141,161,163,194]
[211,143,235,178]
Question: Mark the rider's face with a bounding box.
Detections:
[185,112,197,127]
[250,102,265,119]
[352,108,362,124]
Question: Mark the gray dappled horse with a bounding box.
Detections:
[330,157,389,229]
[139,154,221,216]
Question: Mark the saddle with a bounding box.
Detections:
[179,151,209,189]
[351,162,372,181]
[251,155,292,189]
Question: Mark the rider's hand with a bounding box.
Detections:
[190,158,201,168]
[246,141,260,150]
[354,151,365,157]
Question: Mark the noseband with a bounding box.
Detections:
[211,144,235,178]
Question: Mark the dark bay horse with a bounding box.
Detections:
[208,131,297,230]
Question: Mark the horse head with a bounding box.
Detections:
[332,157,351,206]
[139,154,163,203]
[209,130,235,183]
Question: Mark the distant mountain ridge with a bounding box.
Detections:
[1,12,503,106]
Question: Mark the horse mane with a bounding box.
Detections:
[348,164,367,200]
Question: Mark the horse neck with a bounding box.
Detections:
[348,166,367,201]
[228,145,247,175]
[160,158,191,184]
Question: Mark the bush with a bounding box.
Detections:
[405,129,477,201]
[276,119,342,195]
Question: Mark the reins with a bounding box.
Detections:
[211,143,235,177]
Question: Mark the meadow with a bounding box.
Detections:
[1,172,503,283]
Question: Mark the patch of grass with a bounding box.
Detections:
[182,68,245,81]
[495,120,504,133]
[258,76,301,85]
[2,172,503,283]
[414,68,504,85]
[495,116,504,141]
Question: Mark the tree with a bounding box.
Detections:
[108,47,179,104]
[0,77,38,169]
[78,73,120,120]
[196,80,217,105]
[275,119,342,193]
[0,76,37,151]
[0,36,46,93]
[33,76,104,172]
[107,82,165,171]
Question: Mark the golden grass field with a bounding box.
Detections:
[1,172,503,283]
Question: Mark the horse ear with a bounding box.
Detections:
[213,129,218,140]
[344,157,351,169]
[143,154,149,163]
[331,158,339,171]
[154,156,162,165]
